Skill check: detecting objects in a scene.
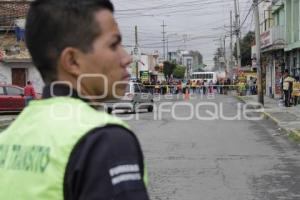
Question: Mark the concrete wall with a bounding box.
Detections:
[259,1,272,33]
[0,64,11,84]
[285,0,300,46]
[139,55,149,72]
[27,66,44,94]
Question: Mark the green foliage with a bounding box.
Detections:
[173,65,186,79]
[233,31,255,67]
[163,61,176,80]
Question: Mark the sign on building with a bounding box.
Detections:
[260,30,272,49]
[140,71,149,82]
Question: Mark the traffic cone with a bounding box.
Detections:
[184,88,190,101]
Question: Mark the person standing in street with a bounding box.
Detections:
[283,69,295,107]
[24,80,36,106]
[0,0,149,200]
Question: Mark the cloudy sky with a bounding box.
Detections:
[112,0,255,69]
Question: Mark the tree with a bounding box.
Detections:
[173,65,186,79]
[234,31,255,67]
[163,61,176,81]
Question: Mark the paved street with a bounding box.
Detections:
[1,94,300,200]
[120,94,300,200]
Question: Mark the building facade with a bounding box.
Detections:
[0,0,44,93]
[284,0,300,77]
[0,57,44,93]
[258,0,285,99]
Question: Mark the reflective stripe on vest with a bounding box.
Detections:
[0,97,147,199]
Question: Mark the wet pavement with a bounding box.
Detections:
[122,94,300,200]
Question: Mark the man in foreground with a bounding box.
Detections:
[0,0,149,199]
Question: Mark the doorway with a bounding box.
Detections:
[12,68,26,87]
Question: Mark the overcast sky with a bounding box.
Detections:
[112,0,254,69]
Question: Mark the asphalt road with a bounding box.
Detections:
[1,94,300,200]
[120,94,300,200]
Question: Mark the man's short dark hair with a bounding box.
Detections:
[25,0,114,84]
[284,69,289,74]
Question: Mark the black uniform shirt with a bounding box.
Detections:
[42,84,149,200]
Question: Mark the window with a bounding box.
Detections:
[276,12,280,26]
[5,86,23,96]
[0,87,4,95]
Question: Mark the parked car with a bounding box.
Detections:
[0,85,25,112]
[105,81,154,114]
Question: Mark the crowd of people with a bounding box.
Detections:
[142,79,233,95]
[139,71,300,108]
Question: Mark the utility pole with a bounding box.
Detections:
[161,20,167,60]
[166,38,169,61]
[234,0,241,70]
[230,10,233,72]
[223,36,228,74]
[135,25,139,80]
[253,0,264,105]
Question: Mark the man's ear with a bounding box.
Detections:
[59,47,83,77]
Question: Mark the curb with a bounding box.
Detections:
[258,109,300,142]
[262,112,280,125]
[235,95,245,103]
[234,95,300,142]
[287,130,300,142]
[290,129,300,140]
[235,95,281,124]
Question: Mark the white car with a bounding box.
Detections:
[105,82,154,114]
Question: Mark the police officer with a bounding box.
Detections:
[0,0,149,199]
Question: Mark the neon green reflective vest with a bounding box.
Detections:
[0,97,148,200]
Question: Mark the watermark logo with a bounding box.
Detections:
[46,74,264,122]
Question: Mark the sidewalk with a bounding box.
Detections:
[237,95,300,139]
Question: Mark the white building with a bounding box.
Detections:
[0,1,44,93]
[129,53,160,82]
[0,48,44,93]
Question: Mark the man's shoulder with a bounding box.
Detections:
[69,124,142,165]
[85,124,140,147]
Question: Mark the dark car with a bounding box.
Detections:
[0,85,25,112]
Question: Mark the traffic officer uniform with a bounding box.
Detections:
[0,84,149,200]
